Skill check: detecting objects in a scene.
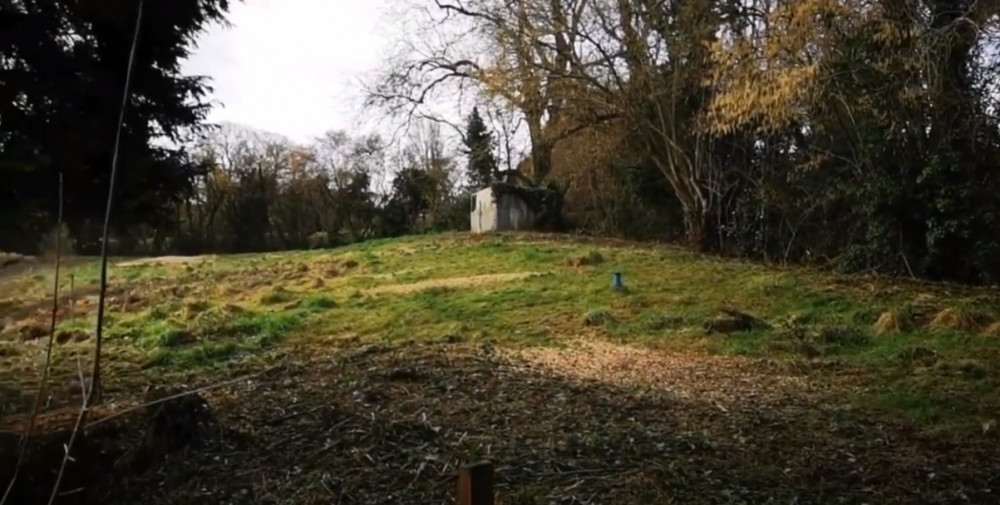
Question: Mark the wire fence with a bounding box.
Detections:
[0,350,148,432]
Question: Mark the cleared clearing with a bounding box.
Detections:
[1,232,999,504]
[504,339,825,405]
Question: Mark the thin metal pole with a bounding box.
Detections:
[90,0,145,404]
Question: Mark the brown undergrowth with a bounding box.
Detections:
[5,339,999,504]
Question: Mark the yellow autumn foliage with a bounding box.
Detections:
[702,0,961,134]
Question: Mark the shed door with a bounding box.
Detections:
[509,203,522,229]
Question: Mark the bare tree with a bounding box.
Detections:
[365,0,732,244]
[365,0,604,182]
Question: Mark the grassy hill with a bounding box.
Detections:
[2,232,1000,503]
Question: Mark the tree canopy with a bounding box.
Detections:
[367,0,1000,283]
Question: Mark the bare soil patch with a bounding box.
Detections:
[505,339,825,407]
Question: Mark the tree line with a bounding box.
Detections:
[368,0,1000,283]
[4,0,1000,284]
[169,121,482,254]
[1,0,501,256]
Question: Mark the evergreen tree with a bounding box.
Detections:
[0,0,234,252]
[462,107,497,189]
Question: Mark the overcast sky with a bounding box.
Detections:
[181,0,390,143]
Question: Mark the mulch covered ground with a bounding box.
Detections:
[3,339,999,504]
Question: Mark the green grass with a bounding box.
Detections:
[259,286,296,305]
[302,294,337,310]
[3,232,1000,435]
[143,310,306,368]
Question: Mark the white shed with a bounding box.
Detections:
[470,185,535,233]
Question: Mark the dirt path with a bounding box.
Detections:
[366,271,541,295]
[117,255,217,267]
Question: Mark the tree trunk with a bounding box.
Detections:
[524,109,554,181]
[684,207,718,253]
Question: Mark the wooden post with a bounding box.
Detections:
[69,273,75,322]
[457,461,494,505]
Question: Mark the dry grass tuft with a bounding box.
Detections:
[567,250,604,267]
[16,323,48,341]
[583,308,614,327]
[704,308,769,334]
[981,322,1000,337]
[927,308,981,332]
[260,286,295,305]
[55,329,90,344]
[873,311,908,336]
[183,300,212,320]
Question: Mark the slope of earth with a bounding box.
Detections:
[1,232,999,504]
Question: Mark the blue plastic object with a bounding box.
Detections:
[613,272,623,290]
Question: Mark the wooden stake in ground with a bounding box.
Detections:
[457,461,494,505]
[69,273,75,322]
